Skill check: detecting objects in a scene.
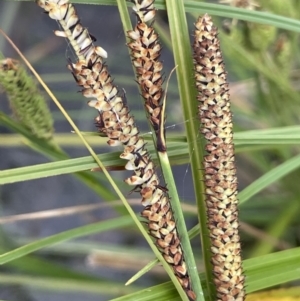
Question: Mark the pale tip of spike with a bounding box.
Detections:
[125,161,136,171]
[36,0,45,8]
[125,176,145,186]
[127,30,140,40]
[87,100,98,108]
[95,46,108,59]
[141,198,151,206]
[107,140,121,147]
[120,152,134,161]
[144,10,156,23]
[54,30,67,38]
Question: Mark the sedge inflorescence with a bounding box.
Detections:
[193,14,245,301]
[36,1,195,299]
[0,58,53,140]
[127,0,164,138]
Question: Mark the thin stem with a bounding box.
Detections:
[164,1,213,300]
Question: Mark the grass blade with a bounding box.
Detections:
[0,216,133,264]
[110,247,300,300]
[239,153,300,205]
[165,0,210,299]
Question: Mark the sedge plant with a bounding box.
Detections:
[0,1,300,301]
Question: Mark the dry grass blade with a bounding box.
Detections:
[193,14,246,300]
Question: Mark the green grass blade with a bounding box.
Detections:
[0,112,117,200]
[166,0,207,300]
[2,138,300,188]
[157,151,202,299]
[0,216,133,264]
[245,247,300,292]
[0,248,101,282]
[116,0,132,36]
[239,153,300,205]
[236,125,300,135]
[22,0,300,32]
[0,112,63,158]
[18,0,300,33]
[165,0,211,299]
[0,152,123,184]
[109,247,300,301]
[250,199,300,257]
[0,273,138,296]
[112,275,209,301]
[182,2,300,32]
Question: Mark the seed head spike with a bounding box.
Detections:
[194,14,246,301]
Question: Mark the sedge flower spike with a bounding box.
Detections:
[36,1,195,299]
[193,14,246,301]
[0,58,54,140]
[127,0,164,138]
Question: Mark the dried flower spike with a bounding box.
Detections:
[0,58,54,140]
[193,14,246,301]
[37,1,195,299]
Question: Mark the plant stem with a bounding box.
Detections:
[165,1,213,300]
